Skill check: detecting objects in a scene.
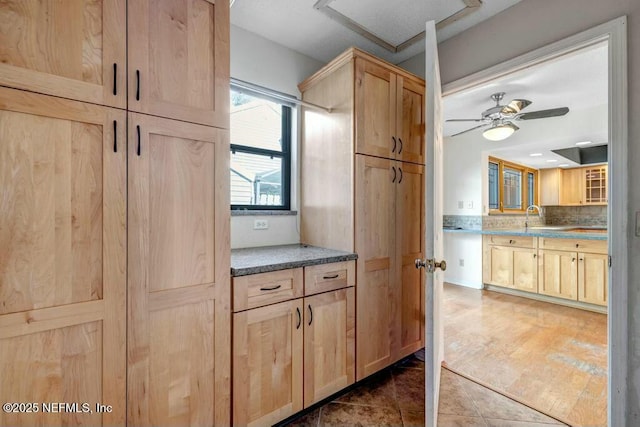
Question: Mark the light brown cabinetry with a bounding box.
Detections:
[0,0,127,108]
[232,262,355,426]
[0,87,127,426]
[482,236,538,292]
[540,165,608,206]
[128,0,229,127]
[299,48,425,381]
[127,114,230,426]
[538,238,608,306]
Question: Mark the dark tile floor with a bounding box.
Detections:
[283,356,566,426]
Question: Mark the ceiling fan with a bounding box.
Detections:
[447,92,570,141]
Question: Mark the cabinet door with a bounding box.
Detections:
[355,154,395,379]
[578,253,608,306]
[488,246,514,287]
[560,168,584,205]
[513,249,538,292]
[538,250,578,300]
[0,0,126,108]
[396,76,425,164]
[128,0,229,128]
[395,162,425,359]
[128,113,230,426]
[584,165,608,204]
[355,58,395,158]
[234,300,304,427]
[0,88,126,426]
[304,288,355,407]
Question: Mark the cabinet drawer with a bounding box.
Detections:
[487,235,535,248]
[539,238,607,254]
[304,261,355,296]
[233,268,304,312]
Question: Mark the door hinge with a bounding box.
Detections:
[609,255,612,267]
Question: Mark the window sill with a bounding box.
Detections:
[231,210,298,217]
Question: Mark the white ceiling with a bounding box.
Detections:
[444,42,608,169]
[230,0,522,64]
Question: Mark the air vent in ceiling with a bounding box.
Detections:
[552,144,608,165]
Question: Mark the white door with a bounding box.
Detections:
[422,20,445,426]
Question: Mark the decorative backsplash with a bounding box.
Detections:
[482,214,545,229]
[544,205,607,226]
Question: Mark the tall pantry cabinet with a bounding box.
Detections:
[0,1,230,426]
[299,48,426,380]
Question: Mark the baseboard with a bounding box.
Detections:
[484,284,607,314]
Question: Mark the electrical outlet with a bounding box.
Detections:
[253,219,269,230]
[459,259,464,267]
[458,201,464,209]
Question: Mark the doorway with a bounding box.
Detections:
[436,17,628,426]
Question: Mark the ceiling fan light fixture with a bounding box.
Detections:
[483,122,517,141]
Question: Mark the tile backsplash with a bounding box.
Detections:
[544,205,607,226]
[482,214,545,229]
[443,215,483,230]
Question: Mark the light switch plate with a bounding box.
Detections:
[458,201,464,209]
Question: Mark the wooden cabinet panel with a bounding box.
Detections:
[396,76,425,164]
[0,0,126,108]
[355,155,395,379]
[539,237,607,254]
[233,299,303,427]
[578,253,608,306]
[234,268,304,312]
[304,288,355,407]
[560,167,584,205]
[0,88,126,426]
[538,250,578,300]
[396,162,425,357]
[304,261,355,296]
[488,235,535,248]
[128,0,229,128]
[584,165,608,204]
[128,113,230,426]
[513,249,538,292]
[355,58,395,159]
[539,168,561,206]
[489,246,514,287]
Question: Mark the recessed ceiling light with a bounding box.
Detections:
[576,141,592,146]
[546,159,558,163]
[529,153,543,157]
[558,163,570,167]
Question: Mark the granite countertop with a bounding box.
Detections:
[443,225,607,240]
[231,244,358,277]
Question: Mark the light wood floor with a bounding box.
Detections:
[443,283,607,427]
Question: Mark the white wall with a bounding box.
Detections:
[230,25,325,248]
[436,0,640,421]
[444,233,483,289]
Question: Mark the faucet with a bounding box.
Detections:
[525,205,542,229]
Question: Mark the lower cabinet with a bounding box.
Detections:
[483,235,608,308]
[232,261,356,426]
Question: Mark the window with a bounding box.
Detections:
[230,85,292,210]
[488,156,538,213]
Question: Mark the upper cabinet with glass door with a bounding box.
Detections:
[0,0,127,108]
[128,0,229,128]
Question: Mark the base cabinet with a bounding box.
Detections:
[232,262,355,426]
[483,236,608,308]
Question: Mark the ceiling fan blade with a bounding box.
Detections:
[516,107,569,120]
[446,118,484,122]
[501,99,532,115]
[450,123,490,137]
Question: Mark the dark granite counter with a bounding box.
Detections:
[443,226,607,240]
[231,244,358,277]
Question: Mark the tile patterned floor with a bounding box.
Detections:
[283,356,565,426]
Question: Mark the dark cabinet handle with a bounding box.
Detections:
[296,307,301,329]
[113,63,117,96]
[398,168,403,183]
[533,253,537,258]
[136,125,141,156]
[576,243,579,248]
[136,70,140,101]
[113,120,117,153]
[509,239,515,244]
[259,284,281,291]
[323,274,339,279]
[398,138,403,154]
[579,258,584,262]
[392,166,396,183]
[308,304,313,326]
[392,136,397,153]
[572,257,576,262]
